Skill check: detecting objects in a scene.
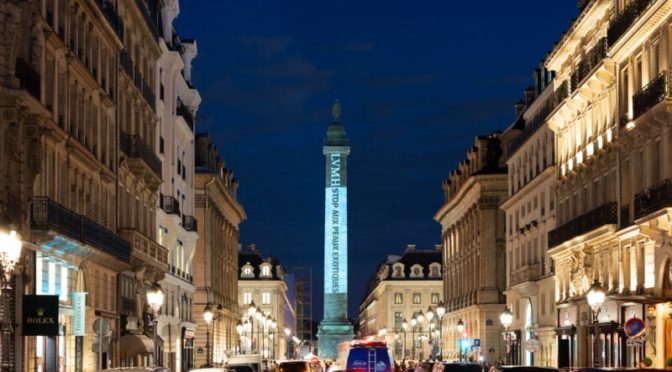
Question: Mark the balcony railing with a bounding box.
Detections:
[510,263,542,287]
[119,131,162,177]
[607,0,655,46]
[634,179,672,220]
[548,201,618,247]
[176,100,195,131]
[160,195,180,215]
[182,215,197,232]
[633,71,671,119]
[119,49,156,109]
[31,196,131,262]
[134,0,159,39]
[94,0,124,40]
[120,228,168,267]
[16,58,40,100]
[570,38,608,93]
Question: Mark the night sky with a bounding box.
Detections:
[175,1,578,319]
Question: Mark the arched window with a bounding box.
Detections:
[429,263,441,278]
[410,264,424,278]
[392,264,405,278]
[241,263,254,278]
[260,263,272,278]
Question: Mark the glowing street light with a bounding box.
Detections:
[146,282,164,365]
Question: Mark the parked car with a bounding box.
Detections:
[345,340,394,372]
[431,362,483,372]
[226,354,264,372]
[279,360,311,372]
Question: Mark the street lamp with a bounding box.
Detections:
[248,301,257,353]
[284,327,292,359]
[426,307,434,359]
[500,307,513,365]
[436,302,446,361]
[401,318,408,360]
[236,321,244,355]
[415,311,424,360]
[456,319,464,362]
[203,304,214,366]
[244,319,252,354]
[587,280,606,367]
[270,318,278,359]
[411,313,417,360]
[146,282,165,366]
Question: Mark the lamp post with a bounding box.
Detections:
[236,321,244,355]
[244,319,252,354]
[456,319,464,362]
[410,313,417,360]
[284,328,291,359]
[146,282,165,366]
[255,311,264,356]
[587,280,606,368]
[401,319,408,360]
[270,318,278,360]
[0,229,22,371]
[436,302,446,361]
[248,301,257,353]
[416,311,424,360]
[500,307,513,365]
[426,307,434,359]
[203,304,214,366]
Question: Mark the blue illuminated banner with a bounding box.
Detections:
[324,186,348,294]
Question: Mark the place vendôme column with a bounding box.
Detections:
[317,101,354,359]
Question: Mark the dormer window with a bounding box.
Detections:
[410,264,424,278]
[392,264,405,278]
[241,263,254,278]
[429,263,441,278]
[260,264,272,278]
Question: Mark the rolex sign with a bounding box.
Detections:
[23,295,59,336]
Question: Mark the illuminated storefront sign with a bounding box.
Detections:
[23,295,59,336]
[324,153,347,294]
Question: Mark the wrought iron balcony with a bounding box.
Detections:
[607,0,655,46]
[160,195,180,215]
[176,100,195,131]
[634,179,672,220]
[15,58,40,100]
[633,71,671,119]
[31,196,131,262]
[182,215,197,232]
[510,263,542,287]
[570,38,608,93]
[119,130,162,178]
[134,0,159,39]
[94,0,124,40]
[120,228,168,269]
[548,201,617,248]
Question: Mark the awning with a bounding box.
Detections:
[120,334,153,356]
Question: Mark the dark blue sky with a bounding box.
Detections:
[176,1,578,318]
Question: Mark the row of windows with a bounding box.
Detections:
[508,186,555,236]
[393,292,440,305]
[390,263,441,278]
[242,291,272,305]
[241,264,272,278]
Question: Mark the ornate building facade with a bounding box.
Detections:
[501,73,557,367]
[358,245,443,361]
[238,244,294,361]
[0,0,200,369]
[194,134,245,367]
[154,1,200,370]
[545,0,672,369]
[435,135,508,363]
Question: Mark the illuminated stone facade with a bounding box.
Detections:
[238,245,294,360]
[194,134,245,366]
[501,76,557,367]
[435,134,508,363]
[318,101,354,358]
[543,0,672,369]
[155,1,200,370]
[359,245,443,360]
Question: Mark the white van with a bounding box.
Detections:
[226,354,265,372]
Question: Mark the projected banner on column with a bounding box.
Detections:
[324,186,347,294]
